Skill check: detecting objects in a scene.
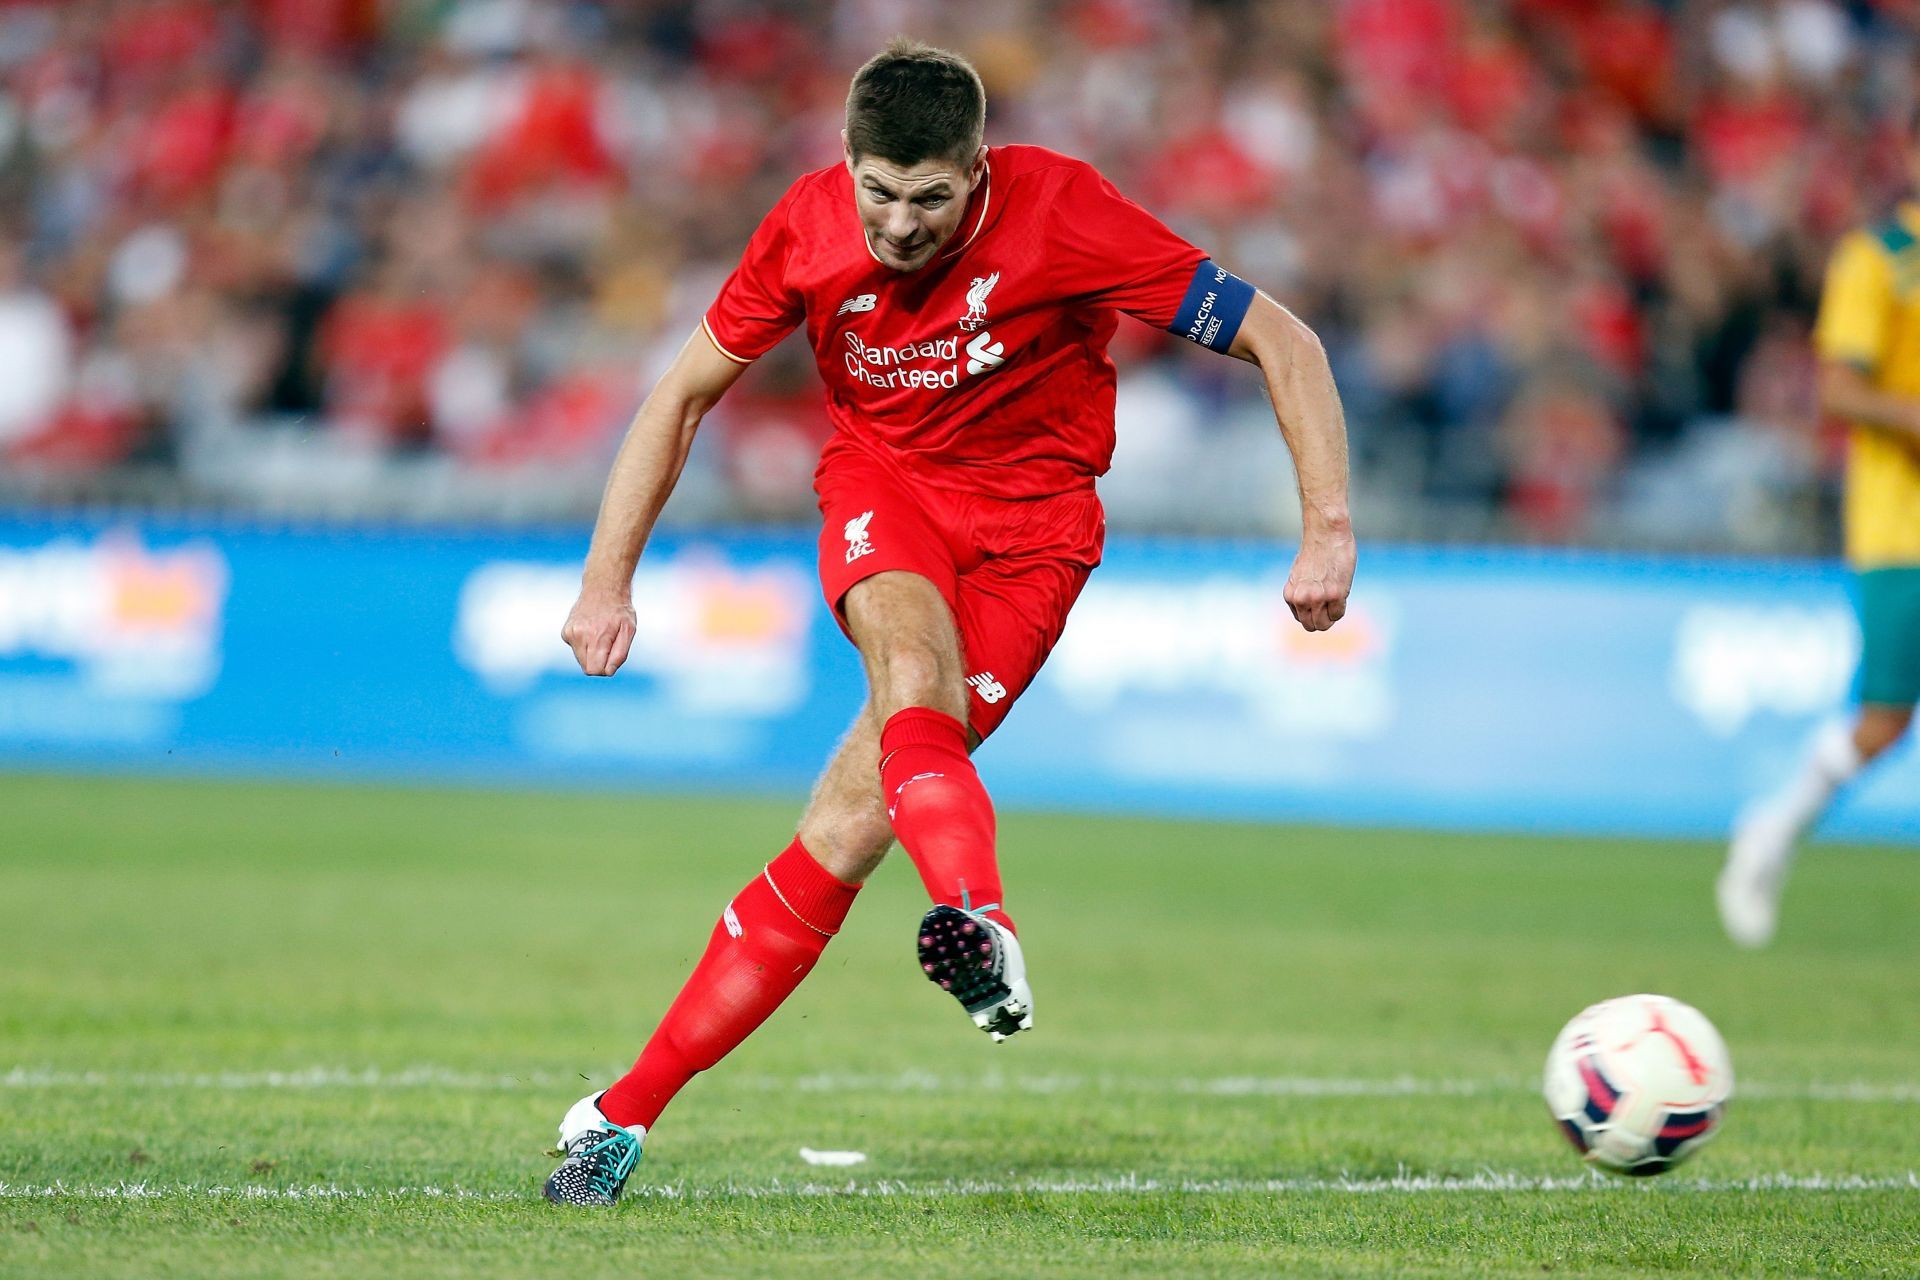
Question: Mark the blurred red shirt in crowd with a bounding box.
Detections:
[320,289,450,446]
[468,61,621,208]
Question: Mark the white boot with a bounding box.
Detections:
[1718,808,1797,948]
[1717,722,1861,948]
[917,905,1034,1041]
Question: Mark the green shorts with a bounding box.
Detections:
[1855,566,1920,707]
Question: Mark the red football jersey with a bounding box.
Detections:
[702,145,1217,500]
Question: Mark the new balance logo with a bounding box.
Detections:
[967,672,1007,704]
[837,293,877,316]
[844,510,875,563]
[959,272,999,331]
[965,331,1005,375]
[723,903,743,938]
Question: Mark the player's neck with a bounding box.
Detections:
[934,152,993,265]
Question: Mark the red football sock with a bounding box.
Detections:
[598,839,858,1130]
[878,706,1015,935]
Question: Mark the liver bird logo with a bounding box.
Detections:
[843,510,875,563]
[959,272,999,331]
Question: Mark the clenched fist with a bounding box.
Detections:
[561,590,638,676]
[1284,527,1356,632]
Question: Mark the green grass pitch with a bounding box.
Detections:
[2,773,1917,1278]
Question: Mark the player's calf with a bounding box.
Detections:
[878,707,1014,931]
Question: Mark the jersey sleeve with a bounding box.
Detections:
[1814,231,1894,373]
[703,184,806,364]
[1045,163,1208,329]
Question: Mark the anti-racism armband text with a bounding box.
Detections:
[1168,260,1256,351]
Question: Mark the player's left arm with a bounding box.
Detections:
[1047,162,1353,629]
[1226,292,1355,633]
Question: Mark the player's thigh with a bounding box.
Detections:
[797,705,894,884]
[814,442,962,637]
[815,448,968,718]
[843,570,969,720]
[1854,566,1920,710]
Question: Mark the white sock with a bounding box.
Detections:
[1761,720,1864,839]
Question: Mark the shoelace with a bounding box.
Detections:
[963,905,1003,973]
[577,1128,639,1201]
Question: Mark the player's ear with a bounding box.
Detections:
[842,130,855,172]
[969,145,987,183]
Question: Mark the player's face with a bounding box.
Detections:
[845,144,987,273]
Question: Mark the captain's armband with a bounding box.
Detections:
[1168,260,1256,352]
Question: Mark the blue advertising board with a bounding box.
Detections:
[0,513,1909,842]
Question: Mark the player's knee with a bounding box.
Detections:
[869,639,959,715]
[1856,706,1914,759]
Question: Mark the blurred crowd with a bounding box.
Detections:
[0,0,1915,547]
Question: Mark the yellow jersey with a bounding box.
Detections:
[1814,203,1920,566]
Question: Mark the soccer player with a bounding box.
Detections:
[1718,146,1920,948]
[542,40,1354,1204]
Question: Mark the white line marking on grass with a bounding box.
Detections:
[1181,1075,1499,1097]
[0,1182,522,1203]
[0,1066,563,1090]
[7,1066,1920,1105]
[772,1072,1920,1104]
[799,1074,1920,1105]
[5,1173,1918,1202]
[768,1070,1509,1097]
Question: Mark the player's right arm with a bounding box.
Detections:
[563,327,749,676]
[1812,229,1920,441]
[565,181,806,677]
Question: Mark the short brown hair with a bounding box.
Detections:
[845,39,986,167]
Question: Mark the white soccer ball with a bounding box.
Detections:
[1542,993,1734,1176]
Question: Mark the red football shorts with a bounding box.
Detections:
[813,434,1104,740]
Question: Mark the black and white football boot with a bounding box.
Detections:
[543,1091,644,1206]
[917,904,1033,1041]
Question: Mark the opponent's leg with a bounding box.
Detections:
[1718,706,1911,947]
[1721,566,1920,948]
[843,569,1031,1039]
[546,725,892,1205]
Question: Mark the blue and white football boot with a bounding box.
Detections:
[917,904,1033,1042]
[543,1091,644,1206]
